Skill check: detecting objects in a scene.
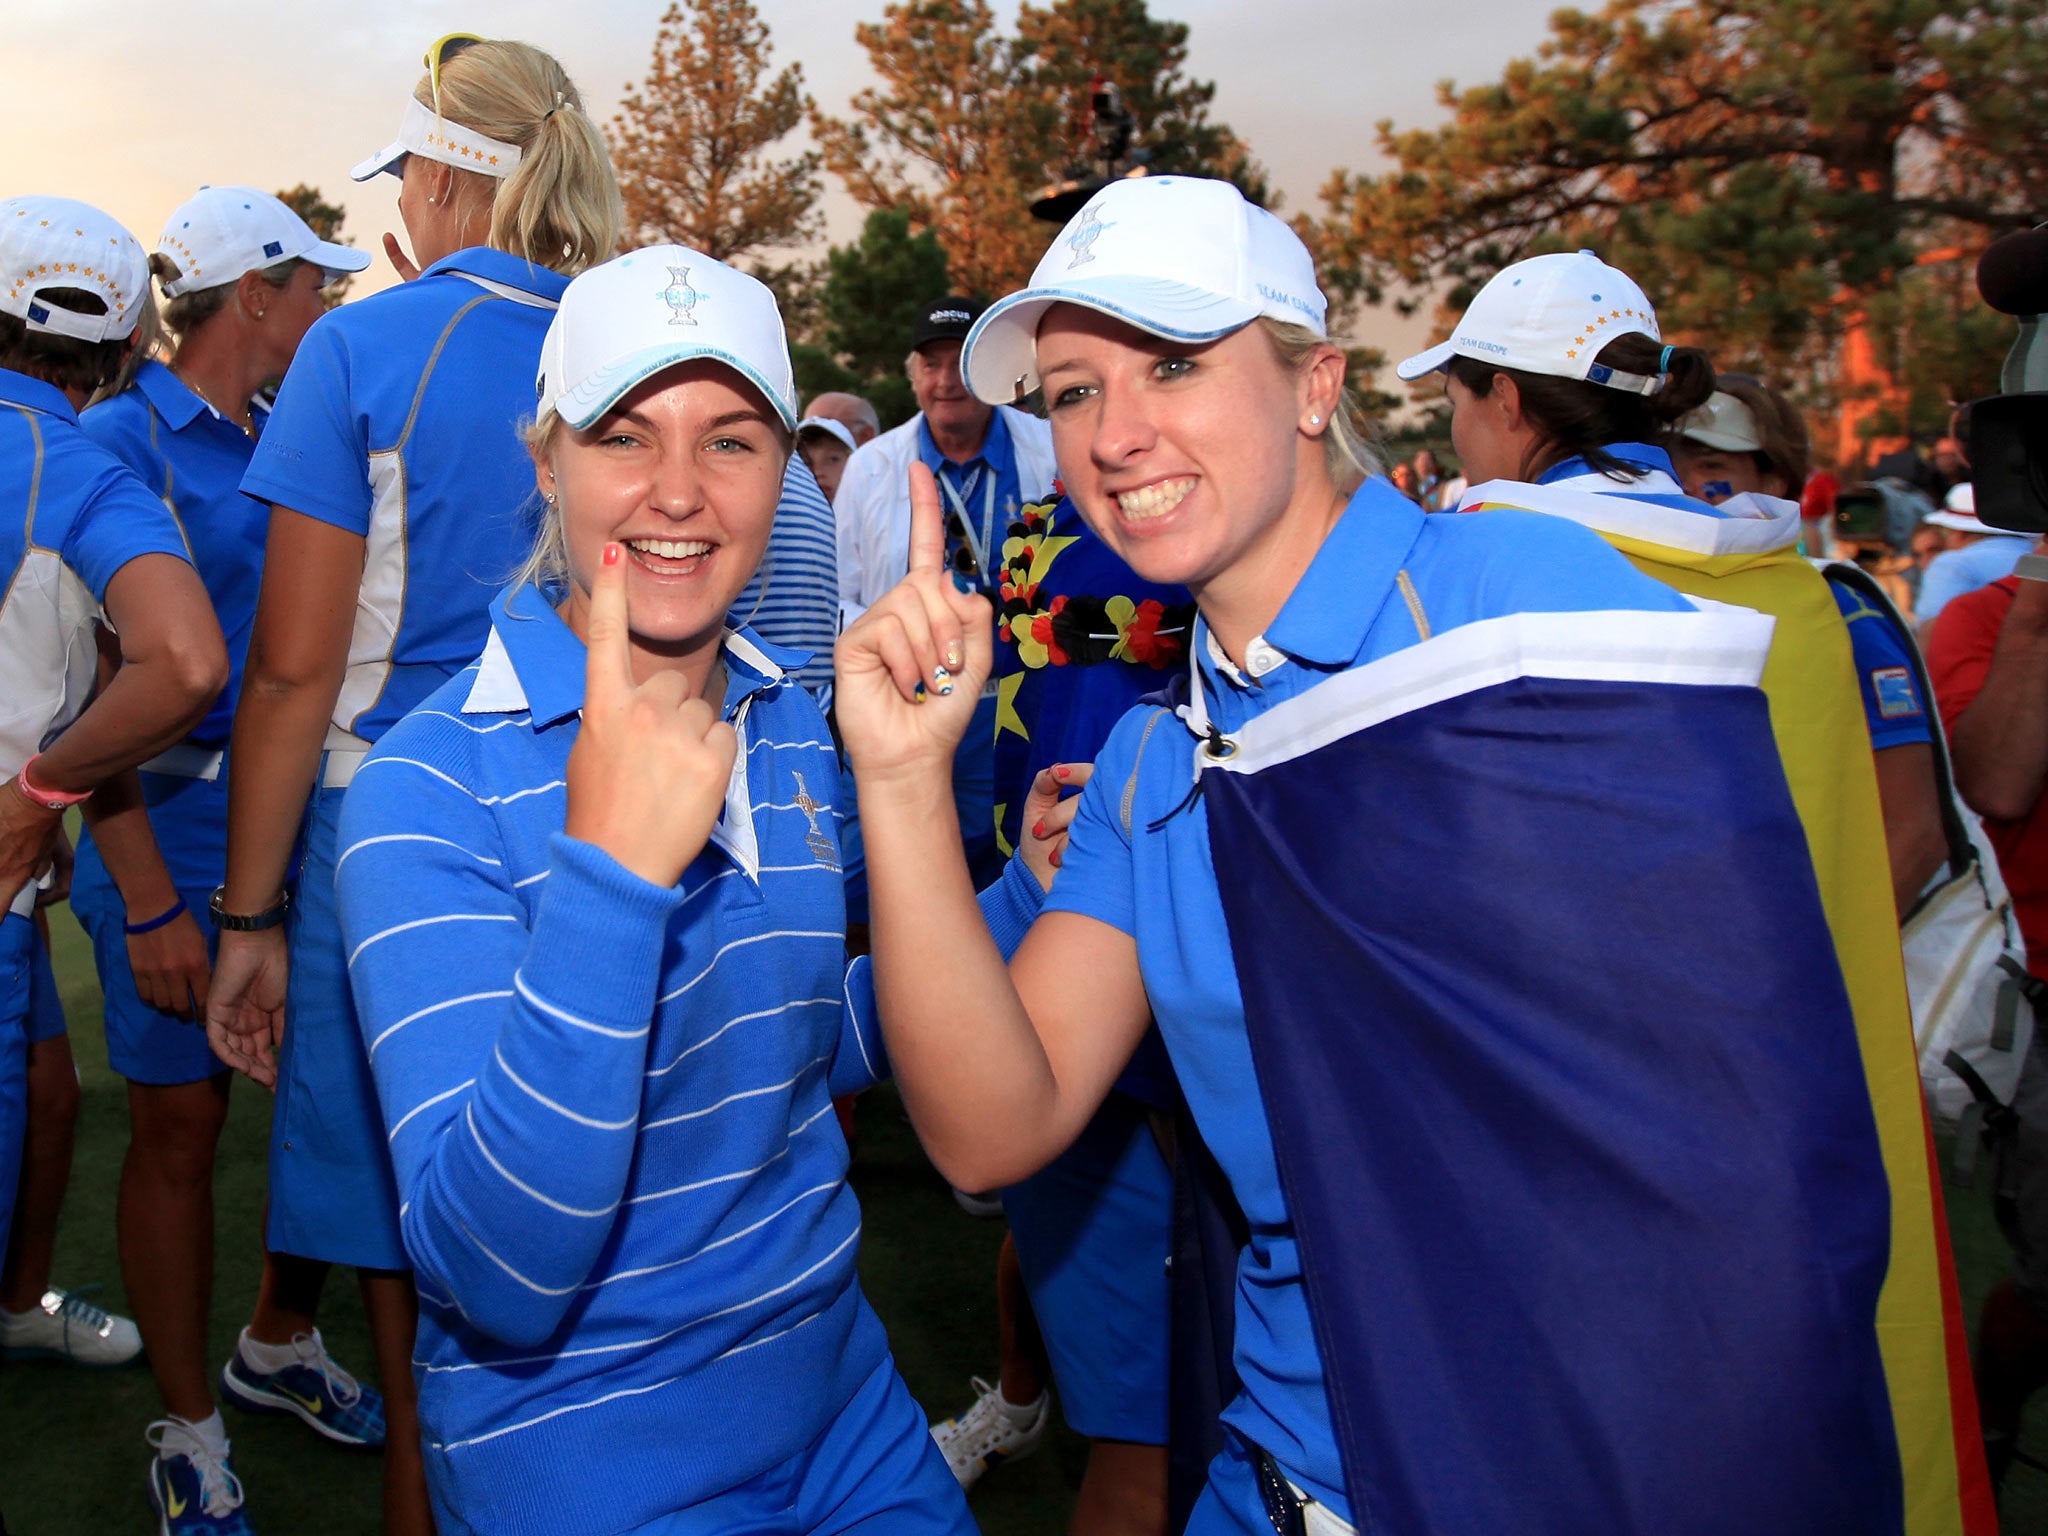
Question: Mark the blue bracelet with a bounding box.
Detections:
[125,896,187,936]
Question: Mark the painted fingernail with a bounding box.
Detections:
[913,681,927,703]
[1050,846,1064,868]
[945,640,964,671]
[1033,820,1047,839]
[603,543,621,567]
[932,664,954,697]
[1052,764,1069,780]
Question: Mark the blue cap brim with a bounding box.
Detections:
[963,279,1260,404]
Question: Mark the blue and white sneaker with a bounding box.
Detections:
[145,1418,254,1536]
[217,1329,385,1448]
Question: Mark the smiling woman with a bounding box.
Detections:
[325,245,1012,1536]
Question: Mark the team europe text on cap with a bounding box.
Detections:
[961,175,1327,405]
[0,196,149,343]
[536,244,798,433]
[156,187,370,298]
[1396,251,1664,396]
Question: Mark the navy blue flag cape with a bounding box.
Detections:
[1181,606,1902,1534]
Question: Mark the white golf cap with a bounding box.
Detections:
[352,95,523,183]
[537,245,797,433]
[1396,251,1663,396]
[795,415,857,453]
[1676,391,1764,453]
[156,186,369,298]
[962,175,1326,404]
[0,196,148,342]
[1926,483,1987,533]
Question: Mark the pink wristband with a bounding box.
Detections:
[17,754,91,811]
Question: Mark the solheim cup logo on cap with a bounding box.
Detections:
[1066,205,1113,269]
[663,266,700,326]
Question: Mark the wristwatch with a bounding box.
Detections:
[2015,554,2048,584]
[208,886,291,932]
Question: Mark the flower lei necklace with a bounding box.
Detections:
[995,491,1195,671]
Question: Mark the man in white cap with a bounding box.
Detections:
[795,415,858,504]
[1919,481,2029,627]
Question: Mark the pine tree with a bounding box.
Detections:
[612,0,822,262]
[1314,0,2047,450]
[817,209,954,428]
[274,184,355,303]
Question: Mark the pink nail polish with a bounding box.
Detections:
[603,543,621,567]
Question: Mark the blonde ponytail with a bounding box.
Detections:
[416,40,621,276]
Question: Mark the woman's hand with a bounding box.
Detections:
[206,924,289,1087]
[834,463,992,786]
[35,824,74,908]
[564,543,739,890]
[129,903,213,1022]
[1016,763,1093,893]
[0,780,61,915]
[382,232,422,283]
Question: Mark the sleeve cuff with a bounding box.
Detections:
[521,834,688,1027]
[977,854,1047,963]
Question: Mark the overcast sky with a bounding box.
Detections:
[4,0,1559,361]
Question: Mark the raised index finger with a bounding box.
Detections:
[583,543,636,706]
[907,461,946,576]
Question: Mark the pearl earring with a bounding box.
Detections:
[545,491,558,506]
[1308,415,1322,427]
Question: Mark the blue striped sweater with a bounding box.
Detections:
[334,582,1042,1534]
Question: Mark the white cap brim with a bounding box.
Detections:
[553,343,799,434]
[350,142,407,183]
[963,278,1261,404]
[795,416,857,453]
[1395,340,1458,382]
[1925,510,1992,534]
[1679,426,1763,452]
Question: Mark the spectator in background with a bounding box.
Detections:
[1411,447,1442,508]
[1926,548,2048,1496]
[794,415,856,504]
[731,453,839,708]
[1389,461,1419,500]
[833,295,1055,887]
[1433,458,1468,511]
[803,388,880,448]
[1671,375,1947,915]
[1918,483,2031,629]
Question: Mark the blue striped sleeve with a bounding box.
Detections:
[337,755,684,1346]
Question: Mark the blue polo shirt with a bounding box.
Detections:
[1045,476,1694,1516]
[1918,533,2031,624]
[0,367,191,787]
[240,247,567,744]
[84,361,268,748]
[1828,581,1931,751]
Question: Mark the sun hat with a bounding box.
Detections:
[352,94,523,183]
[155,186,369,297]
[1676,390,1765,452]
[1396,251,1664,396]
[0,196,149,342]
[1926,483,1993,534]
[961,175,1326,405]
[795,415,857,453]
[536,244,796,432]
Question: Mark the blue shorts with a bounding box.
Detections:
[71,846,224,1086]
[433,1354,974,1536]
[1003,1091,1171,1443]
[0,914,35,1241]
[267,781,407,1270]
[1185,1435,1304,1536]
[25,918,66,1044]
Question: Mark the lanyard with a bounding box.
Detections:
[937,460,1000,585]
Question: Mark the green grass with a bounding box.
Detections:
[4,903,2046,1533]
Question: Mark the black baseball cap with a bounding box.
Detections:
[911,295,987,351]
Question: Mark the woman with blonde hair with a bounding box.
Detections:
[839,178,1903,1533]
[203,35,619,1534]
[77,184,366,1536]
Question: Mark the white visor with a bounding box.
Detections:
[352,96,523,183]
